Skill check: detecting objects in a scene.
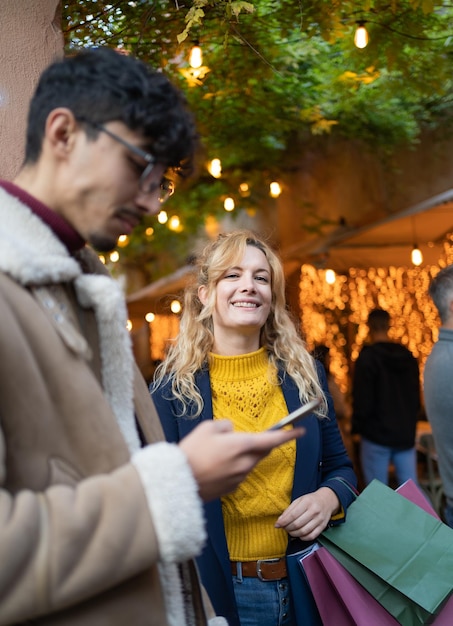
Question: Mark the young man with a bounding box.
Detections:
[352,308,420,487]
[0,47,301,625]
[424,265,453,527]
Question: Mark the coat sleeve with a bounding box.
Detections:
[0,430,207,623]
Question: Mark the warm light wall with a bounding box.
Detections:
[149,314,180,361]
[299,237,453,395]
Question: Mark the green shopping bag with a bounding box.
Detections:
[319,480,453,626]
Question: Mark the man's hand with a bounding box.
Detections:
[179,420,304,502]
[275,487,341,541]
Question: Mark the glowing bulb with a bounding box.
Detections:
[126,319,132,331]
[270,181,282,198]
[354,23,369,49]
[325,269,336,284]
[239,182,250,197]
[157,210,168,224]
[145,312,155,323]
[117,235,129,247]
[109,251,119,263]
[411,246,423,266]
[168,215,181,231]
[208,158,222,178]
[224,197,235,212]
[170,299,182,314]
[189,44,202,69]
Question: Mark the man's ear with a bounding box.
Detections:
[448,298,453,319]
[44,108,78,156]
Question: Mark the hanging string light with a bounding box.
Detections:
[189,41,203,69]
[179,40,210,86]
[411,216,423,266]
[354,21,369,48]
[208,158,222,178]
[411,245,423,266]
[224,197,235,212]
[325,269,336,284]
[269,181,282,198]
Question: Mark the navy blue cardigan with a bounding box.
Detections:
[152,362,357,626]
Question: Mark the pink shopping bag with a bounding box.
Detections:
[302,547,400,625]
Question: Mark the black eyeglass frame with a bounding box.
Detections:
[78,118,175,203]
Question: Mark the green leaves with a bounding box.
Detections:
[62,0,453,284]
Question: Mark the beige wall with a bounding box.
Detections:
[277,129,453,254]
[0,0,63,180]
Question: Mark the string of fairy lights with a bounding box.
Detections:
[299,235,453,396]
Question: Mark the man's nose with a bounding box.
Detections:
[135,191,161,216]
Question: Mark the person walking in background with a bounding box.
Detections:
[152,230,357,626]
[352,308,421,487]
[424,264,453,527]
[0,48,304,625]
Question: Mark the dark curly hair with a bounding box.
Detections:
[24,47,198,175]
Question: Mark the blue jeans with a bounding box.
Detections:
[232,565,296,626]
[360,437,418,487]
[444,503,453,528]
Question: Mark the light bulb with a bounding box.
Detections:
[411,246,423,266]
[354,23,369,49]
[208,158,222,178]
[224,197,235,212]
[189,44,202,69]
[170,300,182,314]
[270,181,282,198]
[157,210,168,224]
[325,269,336,284]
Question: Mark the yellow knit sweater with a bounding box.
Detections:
[209,347,296,561]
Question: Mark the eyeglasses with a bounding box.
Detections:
[80,120,175,204]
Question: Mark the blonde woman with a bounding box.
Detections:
[152,230,356,626]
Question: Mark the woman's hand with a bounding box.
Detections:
[275,487,341,541]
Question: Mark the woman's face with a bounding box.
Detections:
[199,245,272,342]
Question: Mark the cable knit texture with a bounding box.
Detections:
[209,348,296,560]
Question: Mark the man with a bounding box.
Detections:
[352,308,420,487]
[0,47,301,625]
[424,264,453,527]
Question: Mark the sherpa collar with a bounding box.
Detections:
[0,187,140,454]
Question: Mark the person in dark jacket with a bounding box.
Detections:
[352,308,421,487]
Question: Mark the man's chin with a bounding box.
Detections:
[88,234,117,253]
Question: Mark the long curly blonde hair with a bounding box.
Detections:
[153,230,326,416]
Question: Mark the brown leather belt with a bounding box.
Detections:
[231,558,287,581]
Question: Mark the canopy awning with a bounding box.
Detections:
[281,189,453,272]
[126,189,453,316]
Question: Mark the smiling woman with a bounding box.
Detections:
[151,229,357,626]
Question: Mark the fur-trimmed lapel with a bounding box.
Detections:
[0,187,140,454]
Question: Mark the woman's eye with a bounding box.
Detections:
[256,275,269,282]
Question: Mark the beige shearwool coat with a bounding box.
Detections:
[0,188,225,626]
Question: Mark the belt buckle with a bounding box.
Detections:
[256,558,280,581]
